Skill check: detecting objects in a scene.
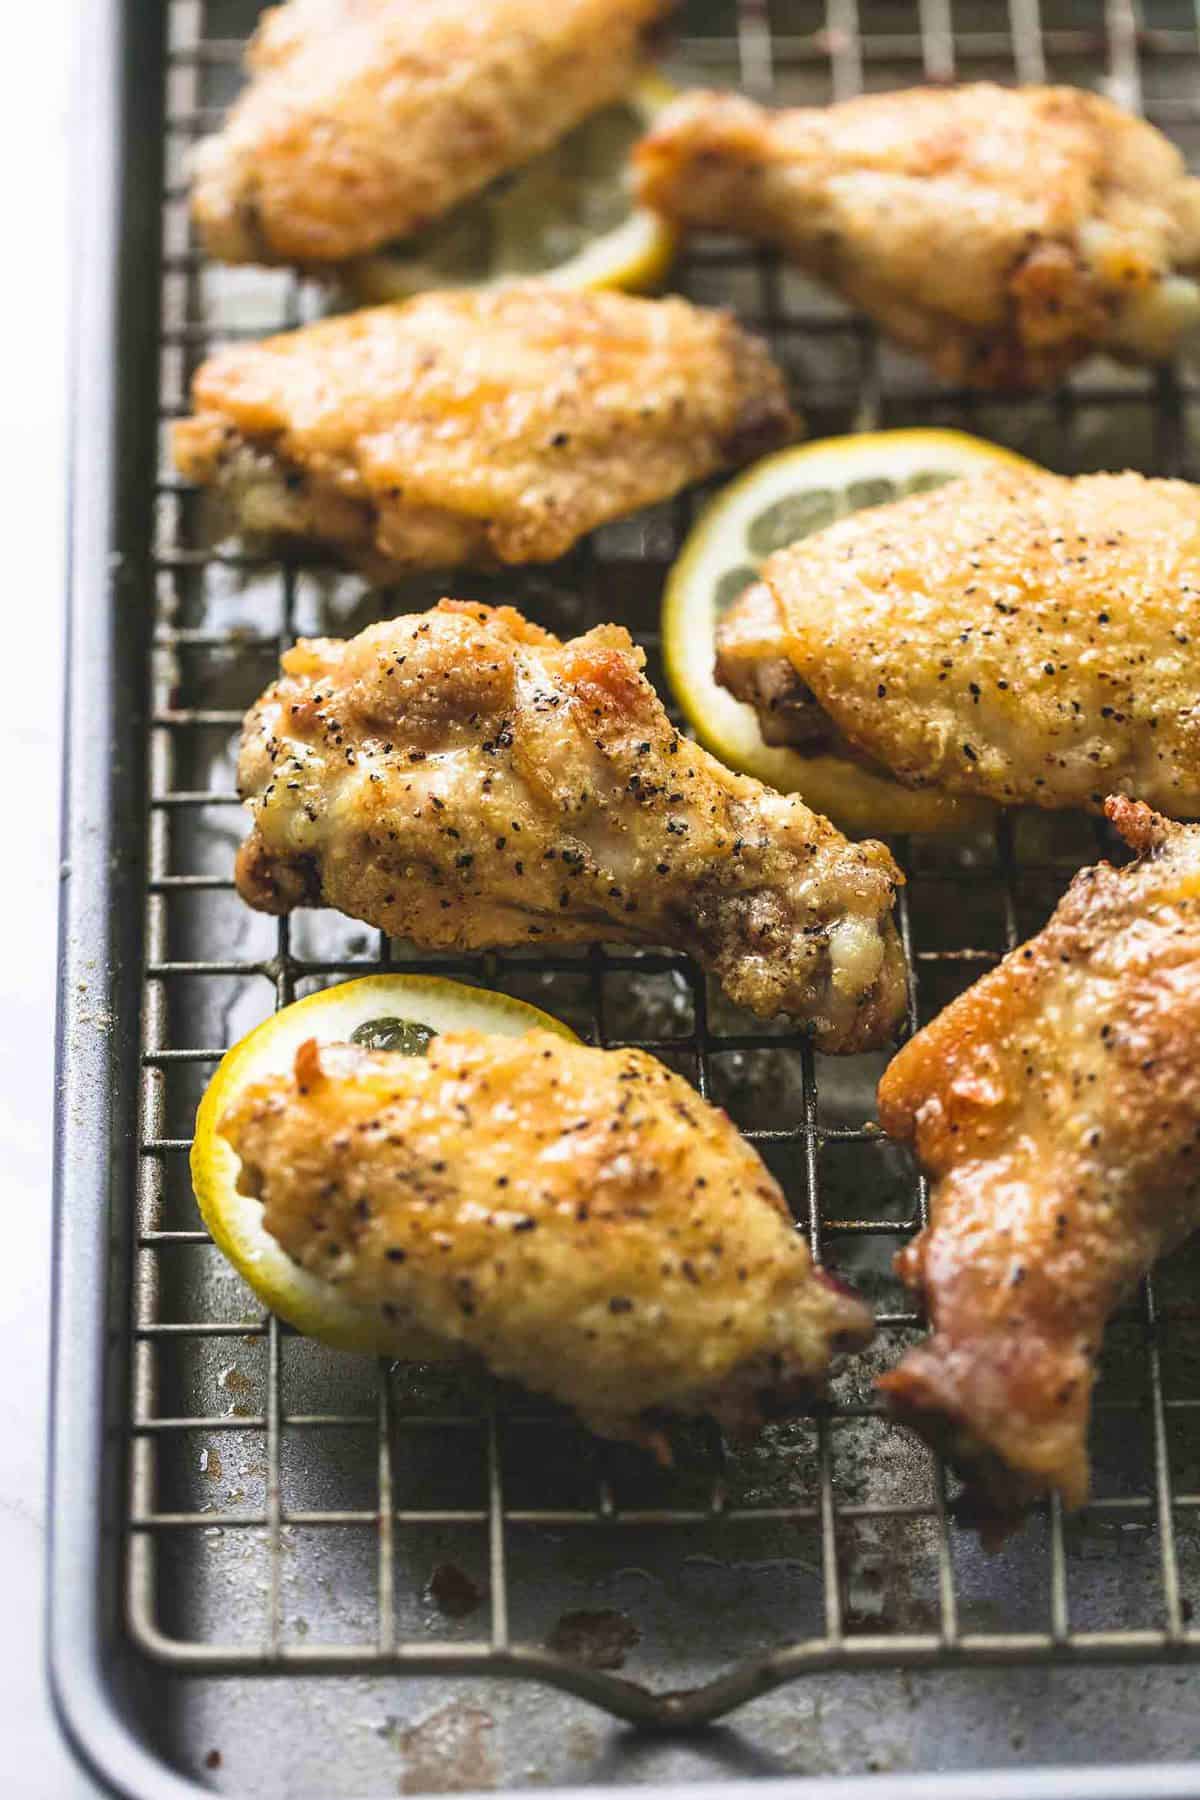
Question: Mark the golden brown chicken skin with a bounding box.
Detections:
[235,600,906,1050]
[635,84,1200,387]
[878,799,1200,1525]
[190,0,670,267]
[717,469,1200,816]
[172,284,795,575]
[220,1029,874,1446]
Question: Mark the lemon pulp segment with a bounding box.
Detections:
[191,975,577,1357]
[340,79,677,303]
[663,430,1035,835]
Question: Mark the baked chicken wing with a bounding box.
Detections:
[190,0,670,267]
[172,283,795,575]
[220,1029,874,1446]
[717,469,1200,816]
[635,84,1200,387]
[235,600,906,1050]
[878,799,1200,1521]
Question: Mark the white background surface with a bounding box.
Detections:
[0,0,93,1789]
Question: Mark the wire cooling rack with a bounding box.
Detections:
[130,0,1200,1730]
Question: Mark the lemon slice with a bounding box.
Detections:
[664,430,1036,837]
[340,78,677,304]
[191,975,577,1357]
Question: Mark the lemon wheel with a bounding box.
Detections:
[663,430,1035,837]
[339,78,677,304]
[191,974,577,1357]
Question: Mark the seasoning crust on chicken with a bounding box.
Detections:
[221,1030,874,1445]
[172,284,796,575]
[190,0,670,267]
[235,600,906,1051]
[879,799,1200,1523]
[635,84,1200,387]
[717,469,1200,816]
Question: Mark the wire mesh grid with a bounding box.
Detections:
[128,0,1200,1733]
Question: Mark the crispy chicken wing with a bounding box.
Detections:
[235,600,906,1050]
[635,84,1200,387]
[878,799,1200,1522]
[717,469,1200,816]
[172,284,795,575]
[220,1029,874,1446]
[190,0,669,267]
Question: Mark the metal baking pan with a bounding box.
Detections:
[49,0,1200,1793]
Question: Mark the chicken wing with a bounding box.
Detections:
[635,84,1200,387]
[190,0,669,267]
[878,799,1200,1522]
[717,469,1200,816]
[172,284,796,575]
[220,1029,874,1446]
[235,600,906,1050]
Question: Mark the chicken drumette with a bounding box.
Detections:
[717,469,1200,816]
[879,799,1200,1524]
[172,283,795,576]
[635,84,1200,387]
[190,0,670,267]
[221,1029,874,1446]
[236,600,906,1051]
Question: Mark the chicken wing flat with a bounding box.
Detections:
[717,469,1200,816]
[190,0,669,267]
[878,798,1200,1522]
[172,284,796,575]
[236,600,906,1050]
[220,1029,874,1445]
[635,84,1200,387]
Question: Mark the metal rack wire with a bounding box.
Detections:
[129,0,1200,1732]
